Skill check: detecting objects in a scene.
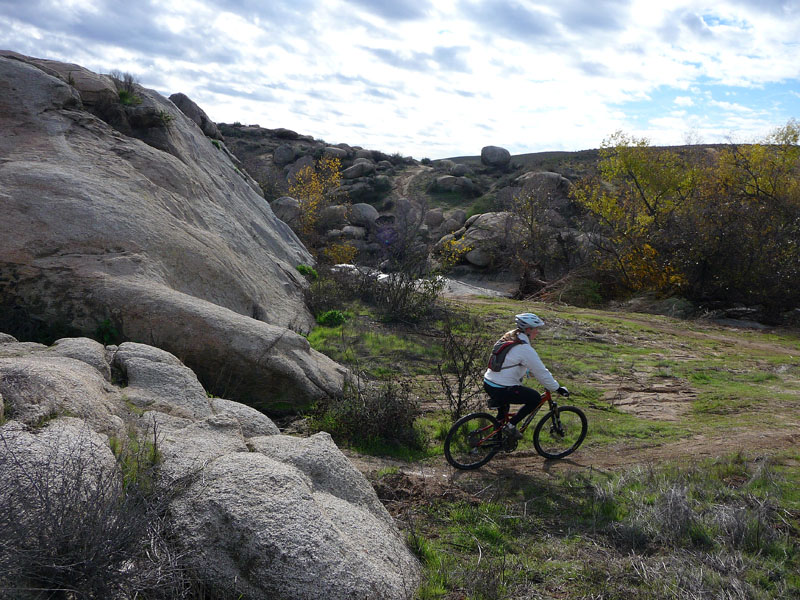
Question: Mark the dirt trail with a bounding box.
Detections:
[346,427,799,486]
[389,164,432,203]
[344,301,799,487]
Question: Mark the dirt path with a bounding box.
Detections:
[344,427,800,499]
[389,164,432,203]
[344,301,799,487]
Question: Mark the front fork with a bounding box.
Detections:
[548,398,564,436]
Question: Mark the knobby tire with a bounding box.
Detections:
[443,412,502,470]
[532,406,587,459]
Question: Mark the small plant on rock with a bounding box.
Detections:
[95,318,120,345]
[110,69,142,106]
[296,264,319,281]
[0,422,194,597]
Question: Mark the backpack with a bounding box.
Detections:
[487,338,523,372]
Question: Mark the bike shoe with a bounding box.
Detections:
[502,423,523,441]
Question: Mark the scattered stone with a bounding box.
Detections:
[319,204,350,229]
[450,163,470,176]
[323,146,348,160]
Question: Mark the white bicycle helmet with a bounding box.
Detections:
[515,313,545,329]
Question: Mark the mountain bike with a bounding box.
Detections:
[443,390,588,470]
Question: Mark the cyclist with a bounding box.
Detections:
[483,313,569,440]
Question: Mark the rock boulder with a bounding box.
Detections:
[0,52,343,410]
[480,145,511,168]
[0,334,420,600]
[169,92,223,140]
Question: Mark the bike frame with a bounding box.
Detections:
[474,390,559,448]
[504,390,556,433]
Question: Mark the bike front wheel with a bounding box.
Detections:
[533,406,587,459]
[444,412,502,470]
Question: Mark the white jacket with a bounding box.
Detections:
[483,332,559,391]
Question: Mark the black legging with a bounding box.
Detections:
[483,382,542,425]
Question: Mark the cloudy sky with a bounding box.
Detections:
[3,0,800,158]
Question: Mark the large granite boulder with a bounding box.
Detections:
[323,146,348,160]
[0,49,118,106]
[349,202,380,227]
[169,92,223,140]
[271,196,302,227]
[342,160,376,179]
[435,212,518,268]
[0,52,344,409]
[480,145,511,168]
[0,334,420,599]
[273,143,297,166]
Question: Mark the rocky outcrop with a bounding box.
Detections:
[218,123,413,206]
[0,334,420,599]
[0,51,344,409]
[434,203,591,288]
[427,174,481,197]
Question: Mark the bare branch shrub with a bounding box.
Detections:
[373,268,444,323]
[311,376,422,450]
[0,421,196,599]
[435,309,492,419]
[712,498,780,553]
[308,261,443,324]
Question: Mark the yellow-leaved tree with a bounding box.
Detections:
[289,156,345,241]
[572,121,800,317]
[572,131,697,292]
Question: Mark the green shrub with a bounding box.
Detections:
[560,278,605,306]
[157,110,174,127]
[316,309,348,327]
[296,263,319,281]
[117,89,142,106]
[95,318,121,345]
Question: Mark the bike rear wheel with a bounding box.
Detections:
[533,406,587,459]
[444,412,502,470]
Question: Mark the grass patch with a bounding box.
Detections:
[408,452,799,599]
[583,406,686,447]
[299,294,800,598]
[307,309,444,378]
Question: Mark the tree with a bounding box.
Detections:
[571,132,697,293]
[679,121,800,313]
[572,122,800,317]
[288,156,345,244]
[508,176,587,296]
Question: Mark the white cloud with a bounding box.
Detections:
[708,99,757,114]
[0,0,798,157]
